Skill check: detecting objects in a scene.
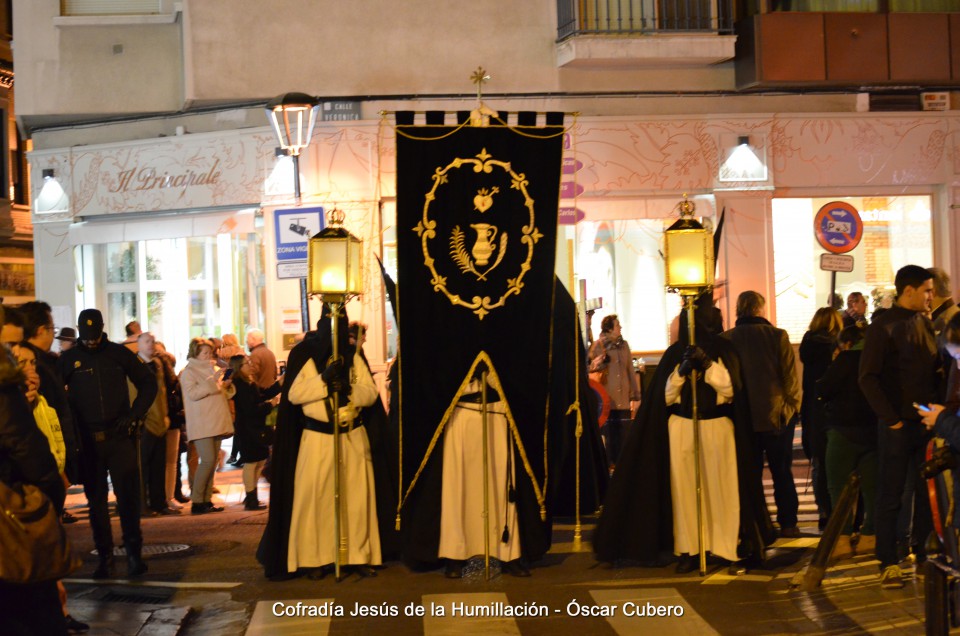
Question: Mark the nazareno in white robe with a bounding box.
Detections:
[665,359,740,562]
[438,376,521,562]
[286,352,382,571]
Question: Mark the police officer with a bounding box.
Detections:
[58,309,157,579]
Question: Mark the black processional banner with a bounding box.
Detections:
[396,123,563,522]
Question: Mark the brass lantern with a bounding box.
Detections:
[664,196,714,293]
[265,92,320,156]
[306,210,363,304]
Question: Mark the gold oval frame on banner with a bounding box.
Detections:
[412,148,543,320]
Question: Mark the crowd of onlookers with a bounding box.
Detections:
[588,265,958,588]
[0,301,282,635]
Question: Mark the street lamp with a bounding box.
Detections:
[266,92,320,203]
[306,207,363,582]
[266,92,321,331]
[664,195,714,576]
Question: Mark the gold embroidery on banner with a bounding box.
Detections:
[417,148,541,319]
[473,187,498,212]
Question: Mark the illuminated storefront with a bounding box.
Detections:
[28,111,960,370]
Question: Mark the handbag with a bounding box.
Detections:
[0,479,81,584]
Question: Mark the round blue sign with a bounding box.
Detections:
[814,201,863,254]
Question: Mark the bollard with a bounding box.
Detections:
[790,472,860,591]
[925,558,951,636]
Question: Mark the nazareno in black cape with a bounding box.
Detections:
[256,307,399,579]
[593,300,775,565]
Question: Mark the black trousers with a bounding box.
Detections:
[139,430,168,511]
[756,421,799,528]
[876,422,933,569]
[80,430,143,557]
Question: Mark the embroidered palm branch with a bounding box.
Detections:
[450,226,479,277]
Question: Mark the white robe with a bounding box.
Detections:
[665,360,740,562]
[286,353,382,571]
[439,378,521,562]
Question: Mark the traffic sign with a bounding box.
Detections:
[814,201,863,254]
[820,253,854,273]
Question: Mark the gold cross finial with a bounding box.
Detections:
[471,67,490,103]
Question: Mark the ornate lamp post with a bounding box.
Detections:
[664,195,715,576]
[266,92,321,331]
[266,92,320,203]
[307,207,364,582]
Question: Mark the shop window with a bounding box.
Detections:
[570,219,680,353]
[90,233,256,366]
[772,195,933,342]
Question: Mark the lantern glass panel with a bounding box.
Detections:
[308,238,348,295]
[665,230,714,289]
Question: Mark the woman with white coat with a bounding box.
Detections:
[179,337,234,514]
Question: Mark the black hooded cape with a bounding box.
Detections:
[546,278,609,517]
[593,302,775,564]
[256,310,398,579]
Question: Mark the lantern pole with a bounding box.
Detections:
[664,194,714,577]
[306,208,362,583]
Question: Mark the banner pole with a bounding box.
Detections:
[332,303,345,582]
[481,367,491,581]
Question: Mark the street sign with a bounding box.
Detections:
[275,206,324,262]
[277,261,307,279]
[814,201,863,254]
[820,253,854,273]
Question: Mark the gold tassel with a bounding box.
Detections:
[395,513,401,532]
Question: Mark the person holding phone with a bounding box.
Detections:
[918,314,960,521]
[179,337,235,514]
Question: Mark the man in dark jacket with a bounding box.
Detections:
[723,290,802,538]
[859,264,938,589]
[58,308,157,579]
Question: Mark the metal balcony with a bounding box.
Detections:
[557,0,735,40]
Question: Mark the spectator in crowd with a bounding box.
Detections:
[246,328,278,390]
[1,304,24,347]
[818,325,878,560]
[58,308,157,579]
[843,292,869,329]
[223,334,248,467]
[930,267,958,335]
[228,354,278,510]
[12,342,90,634]
[799,306,843,529]
[0,302,70,635]
[179,337,234,514]
[917,314,960,532]
[133,332,177,516]
[859,264,939,589]
[18,301,82,520]
[122,320,142,353]
[154,340,189,509]
[723,291,802,538]
[219,333,245,364]
[55,327,77,354]
[587,314,641,470]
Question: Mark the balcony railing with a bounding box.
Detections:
[557,0,735,40]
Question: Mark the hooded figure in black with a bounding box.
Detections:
[593,296,775,568]
[257,305,397,580]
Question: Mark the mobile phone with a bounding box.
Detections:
[913,402,931,412]
[222,368,234,380]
